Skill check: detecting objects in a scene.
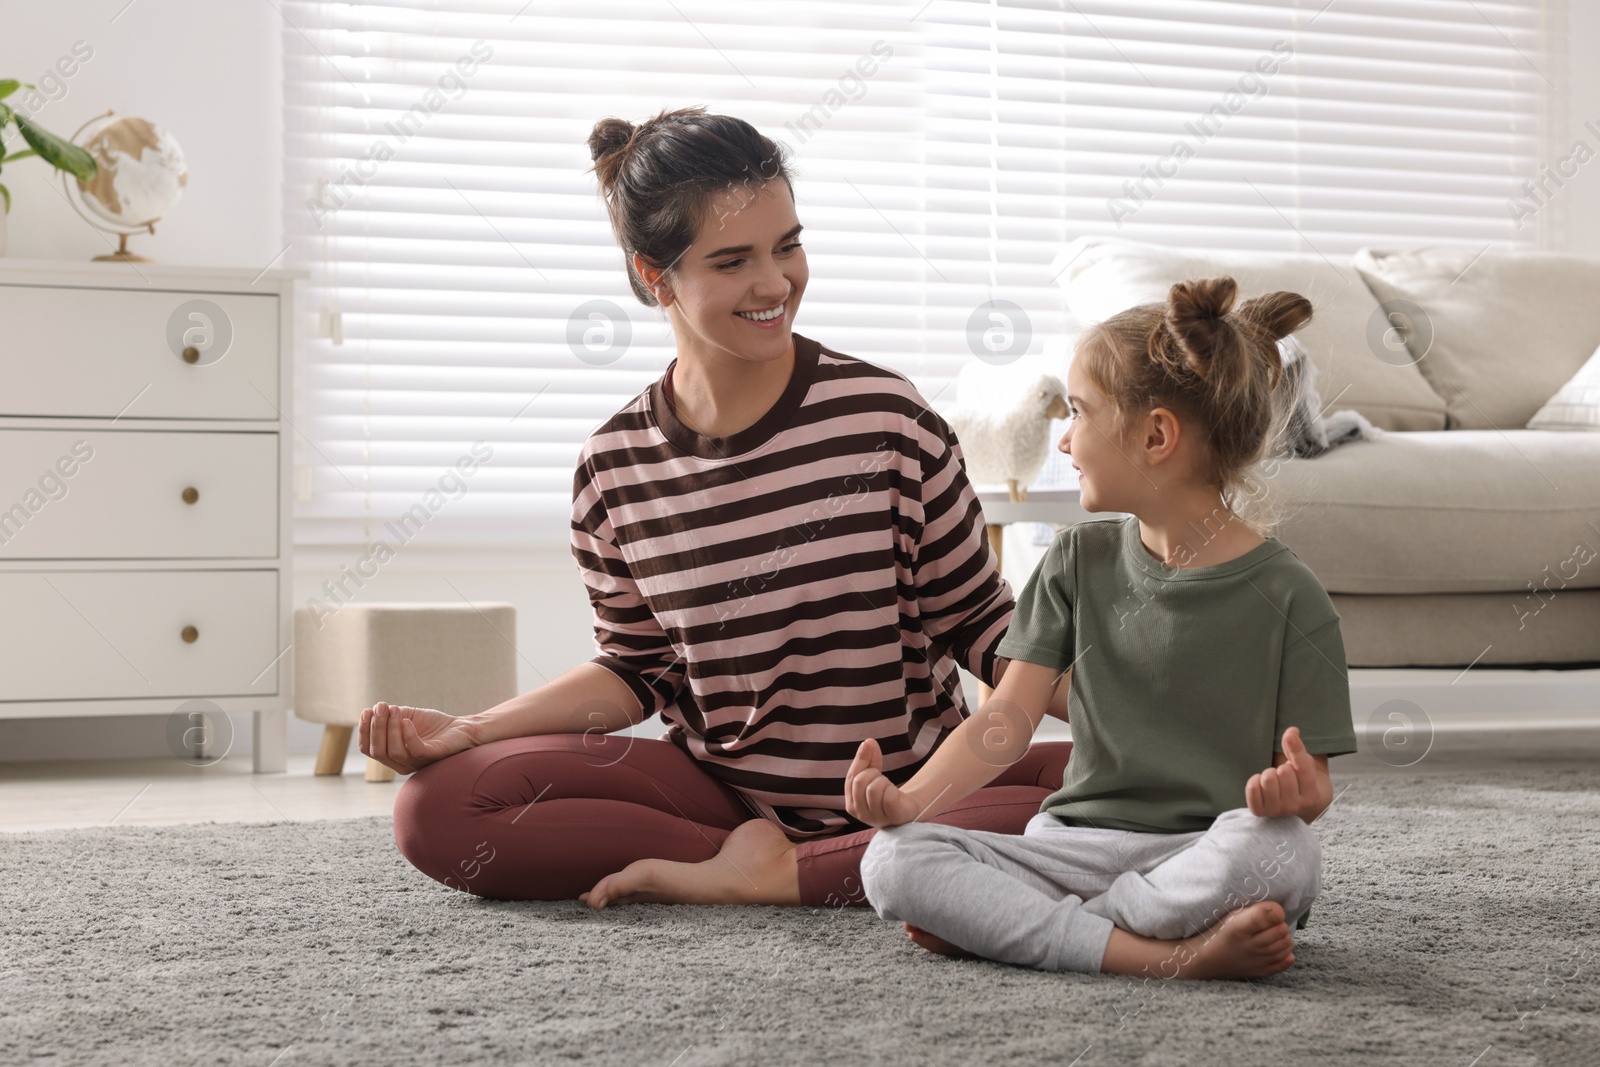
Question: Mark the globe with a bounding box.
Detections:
[61,112,187,261]
[76,114,186,225]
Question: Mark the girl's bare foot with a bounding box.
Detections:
[1100,900,1296,980]
[904,922,978,959]
[579,818,800,908]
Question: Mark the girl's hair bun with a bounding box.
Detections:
[1236,289,1314,345]
[1163,276,1239,381]
[588,117,638,167]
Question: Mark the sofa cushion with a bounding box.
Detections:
[1353,247,1600,430]
[1266,430,1600,595]
[1054,235,1449,431]
[1527,342,1600,431]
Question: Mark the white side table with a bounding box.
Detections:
[978,487,1093,555]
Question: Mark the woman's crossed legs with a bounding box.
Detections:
[391,732,1073,908]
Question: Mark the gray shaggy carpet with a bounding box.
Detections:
[2,765,1597,1067]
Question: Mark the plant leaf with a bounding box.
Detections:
[1,149,38,165]
[0,80,20,100]
[13,113,97,181]
[0,181,10,214]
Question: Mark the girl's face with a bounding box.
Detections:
[1060,360,1138,514]
[647,178,808,366]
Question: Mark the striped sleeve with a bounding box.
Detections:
[910,406,1014,689]
[570,454,687,719]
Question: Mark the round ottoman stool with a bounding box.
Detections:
[292,601,518,780]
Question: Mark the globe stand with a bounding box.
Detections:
[92,230,155,264]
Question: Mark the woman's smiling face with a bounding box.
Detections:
[644,178,809,364]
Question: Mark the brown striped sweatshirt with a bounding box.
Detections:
[569,332,1016,838]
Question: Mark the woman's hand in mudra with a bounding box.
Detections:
[844,737,925,829]
[359,701,481,775]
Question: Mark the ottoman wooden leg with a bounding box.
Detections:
[365,758,396,783]
[314,724,353,776]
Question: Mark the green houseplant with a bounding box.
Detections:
[0,78,99,215]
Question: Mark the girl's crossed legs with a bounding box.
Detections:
[860,808,1321,977]
[391,732,1073,907]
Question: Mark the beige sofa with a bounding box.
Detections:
[1057,237,1600,668]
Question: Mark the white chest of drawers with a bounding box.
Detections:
[0,259,301,772]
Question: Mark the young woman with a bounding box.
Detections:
[360,105,1074,910]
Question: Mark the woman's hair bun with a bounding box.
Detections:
[587,117,638,166]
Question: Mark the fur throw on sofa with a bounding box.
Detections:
[1274,335,1381,458]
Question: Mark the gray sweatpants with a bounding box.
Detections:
[859,807,1322,973]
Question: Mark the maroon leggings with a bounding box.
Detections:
[391,731,1072,909]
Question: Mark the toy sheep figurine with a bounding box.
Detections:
[944,372,1070,502]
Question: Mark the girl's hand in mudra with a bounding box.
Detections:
[1245,725,1333,823]
[844,737,925,829]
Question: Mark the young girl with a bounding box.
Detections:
[846,276,1359,980]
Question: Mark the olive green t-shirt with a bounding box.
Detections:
[994,515,1358,834]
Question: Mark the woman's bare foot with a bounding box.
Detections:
[1100,900,1296,980]
[904,922,978,959]
[579,818,800,909]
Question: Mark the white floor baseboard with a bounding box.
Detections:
[2,668,1596,766]
[1346,666,1600,731]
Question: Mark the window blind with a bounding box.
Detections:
[282,0,1556,547]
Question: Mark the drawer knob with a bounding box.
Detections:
[181,625,199,643]
[182,486,200,505]
[182,345,201,364]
